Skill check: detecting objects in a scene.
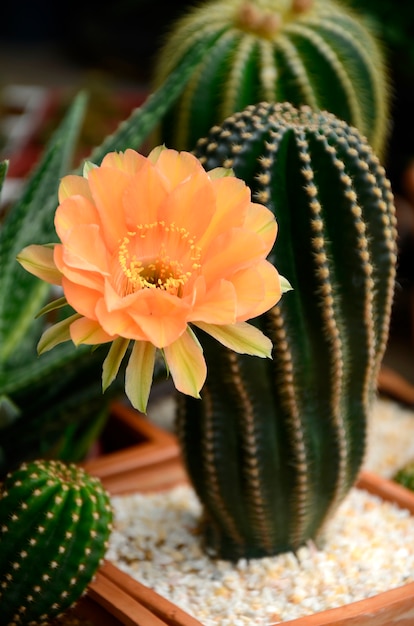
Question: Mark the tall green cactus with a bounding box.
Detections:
[0,459,113,624]
[176,102,397,560]
[152,0,389,155]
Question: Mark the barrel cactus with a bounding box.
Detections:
[0,459,113,624]
[152,0,390,155]
[175,101,398,560]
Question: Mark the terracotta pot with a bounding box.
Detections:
[75,409,414,626]
[81,401,187,494]
[69,562,201,626]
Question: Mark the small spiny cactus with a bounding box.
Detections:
[176,101,398,560]
[0,459,113,625]
[394,462,414,492]
[152,0,389,155]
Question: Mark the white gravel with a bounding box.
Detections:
[107,396,414,625]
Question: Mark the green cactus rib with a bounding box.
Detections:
[175,102,397,560]
[0,459,113,624]
[152,0,389,155]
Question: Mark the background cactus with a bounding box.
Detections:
[0,459,113,624]
[176,101,398,560]
[152,0,390,156]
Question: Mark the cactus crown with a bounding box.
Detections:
[152,0,389,154]
[0,459,113,625]
[175,102,397,560]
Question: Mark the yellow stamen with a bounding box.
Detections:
[116,221,201,297]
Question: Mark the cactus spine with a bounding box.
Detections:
[176,102,398,560]
[0,459,113,624]
[152,0,389,155]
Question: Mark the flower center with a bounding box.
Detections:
[116,221,201,297]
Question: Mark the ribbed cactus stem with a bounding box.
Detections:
[175,102,397,560]
[152,0,389,155]
[0,459,113,625]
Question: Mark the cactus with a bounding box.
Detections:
[176,101,398,560]
[0,459,113,624]
[393,463,414,492]
[152,0,389,155]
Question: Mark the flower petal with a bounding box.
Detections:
[88,165,129,248]
[35,296,68,319]
[194,321,273,358]
[244,202,278,250]
[37,313,81,354]
[123,160,168,227]
[60,224,110,275]
[231,261,281,321]
[188,277,237,324]
[101,148,147,175]
[280,274,293,293]
[197,176,250,249]
[154,148,205,191]
[201,228,269,284]
[55,195,100,244]
[125,340,156,413]
[69,317,115,345]
[207,167,234,180]
[96,285,148,341]
[17,244,62,285]
[164,327,206,399]
[158,170,215,240]
[61,277,101,319]
[58,174,92,203]
[127,290,190,348]
[102,337,130,392]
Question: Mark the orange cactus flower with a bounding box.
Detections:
[17,147,289,412]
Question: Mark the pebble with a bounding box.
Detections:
[106,396,414,624]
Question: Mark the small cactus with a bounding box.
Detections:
[175,102,398,560]
[394,463,414,492]
[152,0,390,155]
[0,459,113,625]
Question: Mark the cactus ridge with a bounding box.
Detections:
[176,101,397,560]
[153,0,389,154]
[0,459,113,625]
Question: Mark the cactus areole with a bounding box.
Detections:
[176,102,398,561]
[0,459,113,625]
[153,0,389,155]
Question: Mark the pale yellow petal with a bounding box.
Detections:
[147,145,167,164]
[125,341,156,413]
[163,327,206,399]
[17,244,62,285]
[35,296,68,319]
[208,167,234,180]
[280,274,293,293]
[102,337,130,392]
[37,313,81,354]
[194,321,273,358]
